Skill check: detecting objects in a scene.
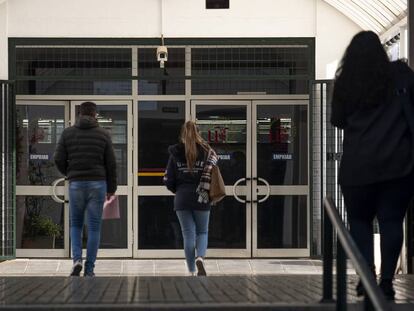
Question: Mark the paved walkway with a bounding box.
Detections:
[0,275,413,310]
[1,260,413,310]
[0,259,330,276]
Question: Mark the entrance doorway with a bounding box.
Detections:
[16,100,133,258]
[192,100,309,257]
[15,99,309,258]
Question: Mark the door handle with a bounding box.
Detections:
[51,177,67,204]
[232,177,247,203]
[257,177,270,203]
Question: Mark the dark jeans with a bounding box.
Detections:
[69,180,107,274]
[341,170,414,280]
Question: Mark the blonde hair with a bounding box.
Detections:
[180,121,210,170]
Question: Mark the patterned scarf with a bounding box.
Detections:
[196,148,218,204]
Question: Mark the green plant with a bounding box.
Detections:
[30,216,62,249]
[32,216,62,238]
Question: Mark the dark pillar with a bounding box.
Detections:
[408,0,414,274]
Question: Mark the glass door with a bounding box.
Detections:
[252,101,309,257]
[192,100,309,258]
[16,101,70,257]
[134,101,187,258]
[192,101,252,257]
[71,101,133,257]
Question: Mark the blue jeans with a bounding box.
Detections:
[69,180,106,274]
[176,210,210,273]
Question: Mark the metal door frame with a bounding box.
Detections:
[191,100,252,257]
[133,98,193,258]
[16,100,70,258]
[71,101,134,258]
[252,100,310,257]
[188,100,310,258]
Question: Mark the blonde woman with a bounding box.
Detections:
[163,121,216,276]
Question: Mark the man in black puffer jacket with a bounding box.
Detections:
[54,102,117,277]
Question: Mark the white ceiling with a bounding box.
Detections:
[323,0,407,34]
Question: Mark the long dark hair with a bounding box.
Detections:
[333,31,391,112]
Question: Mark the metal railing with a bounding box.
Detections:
[322,196,390,311]
[311,80,346,257]
[0,80,16,260]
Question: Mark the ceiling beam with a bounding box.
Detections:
[323,0,407,34]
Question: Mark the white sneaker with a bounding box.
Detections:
[189,271,197,276]
[196,257,207,276]
[70,260,83,276]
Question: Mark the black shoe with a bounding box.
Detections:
[70,260,83,276]
[356,280,365,297]
[196,257,207,276]
[356,265,376,297]
[379,279,395,300]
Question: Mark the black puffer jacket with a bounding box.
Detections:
[163,143,210,211]
[54,115,117,193]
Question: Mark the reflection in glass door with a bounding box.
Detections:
[192,101,251,257]
[16,101,69,257]
[71,101,133,257]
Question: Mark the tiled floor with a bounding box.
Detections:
[2,260,414,310]
[0,259,329,276]
[0,275,338,310]
[0,275,413,310]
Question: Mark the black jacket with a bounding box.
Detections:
[331,61,414,186]
[54,115,117,193]
[163,143,210,210]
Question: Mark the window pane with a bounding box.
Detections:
[16,48,131,77]
[16,105,65,186]
[191,47,309,95]
[256,105,308,185]
[196,105,247,185]
[16,196,64,249]
[209,196,246,248]
[192,47,309,76]
[138,196,246,249]
[138,196,182,249]
[257,195,307,248]
[138,101,185,186]
[138,48,185,95]
[15,48,132,95]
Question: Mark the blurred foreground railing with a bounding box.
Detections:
[322,197,390,311]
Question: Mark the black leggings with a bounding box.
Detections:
[341,170,414,280]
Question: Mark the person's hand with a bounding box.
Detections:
[106,193,115,200]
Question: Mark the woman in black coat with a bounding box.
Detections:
[163,121,213,276]
[331,31,414,300]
